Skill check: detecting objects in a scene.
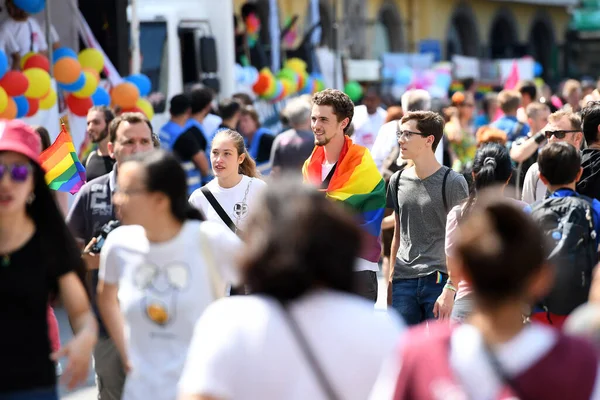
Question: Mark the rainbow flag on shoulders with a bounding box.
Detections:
[303,136,385,263]
[39,122,86,194]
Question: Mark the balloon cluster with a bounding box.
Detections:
[249,58,325,102]
[0,49,53,119]
[382,65,452,100]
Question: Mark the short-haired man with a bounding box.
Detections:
[578,101,600,200]
[352,85,387,151]
[522,110,583,204]
[563,79,582,112]
[67,112,155,400]
[216,98,242,132]
[302,89,386,302]
[491,89,531,142]
[270,96,314,178]
[517,80,538,123]
[84,106,116,181]
[388,111,468,325]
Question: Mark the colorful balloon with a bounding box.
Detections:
[73,70,99,98]
[136,98,154,120]
[0,97,17,119]
[0,50,7,81]
[66,94,93,117]
[285,58,307,75]
[20,52,35,70]
[83,67,100,83]
[252,73,270,95]
[91,87,110,106]
[39,89,57,110]
[111,82,139,109]
[13,96,29,118]
[25,97,40,117]
[52,47,78,63]
[23,68,51,99]
[0,87,7,113]
[124,74,152,97]
[0,71,28,96]
[23,54,50,73]
[344,81,363,102]
[78,48,104,73]
[14,0,45,14]
[58,73,86,92]
[54,57,82,84]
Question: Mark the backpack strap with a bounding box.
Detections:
[389,169,403,212]
[200,187,239,235]
[442,167,451,214]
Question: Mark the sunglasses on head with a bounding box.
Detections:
[544,130,580,139]
[0,163,33,182]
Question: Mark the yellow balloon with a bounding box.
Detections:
[78,48,104,73]
[23,68,51,99]
[73,71,99,98]
[20,52,36,70]
[136,98,154,120]
[0,87,7,113]
[285,58,307,75]
[39,89,57,110]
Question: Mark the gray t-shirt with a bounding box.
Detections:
[386,166,468,280]
[270,128,315,174]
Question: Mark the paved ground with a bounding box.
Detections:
[57,276,389,399]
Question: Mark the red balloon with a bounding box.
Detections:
[25,98,40,117]
[66,94,93,117]
[252,73,270,95]
[23,54,50,73]
[0,71,29,96]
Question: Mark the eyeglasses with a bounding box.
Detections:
[544,130,580,140]
[0,163,32,183]
[396,130,432,140]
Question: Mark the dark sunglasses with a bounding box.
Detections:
[544,130,580,139]
[396,129,432,140]
[0,163,33,182]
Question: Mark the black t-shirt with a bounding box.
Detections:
[255,133,275,164]
[84,152,115,182]
[0,231,73,392]
[174,127,207,161]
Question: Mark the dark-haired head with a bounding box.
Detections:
[581,100,600,145]
[456,197,550,308]
[538,142,582,187]
[117,150,204,224]
[239,180,362,302]
[32,125,51,150]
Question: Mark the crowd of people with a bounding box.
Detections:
[2,72,600,400]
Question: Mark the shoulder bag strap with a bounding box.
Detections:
[200,187,238,234]
[390,169,403,213]
[442,168,451,214]
[28,19,35,52]
[482,340,530,400]
[198,226,226,300]
[320,163,337,190]
[278,301,341,400]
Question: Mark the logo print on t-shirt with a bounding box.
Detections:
[134,262,190,326]
[233,202,249,219]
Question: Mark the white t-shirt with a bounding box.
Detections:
[99,220,242,400]
[370,323,600,399]
[38,21,59,45]
[352,105,387,151]
[179,290,404,400]
[189,175,266,231]
[522,162,548,204]
[0,18,48,57]
[0,29,19,58]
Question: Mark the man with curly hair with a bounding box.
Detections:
[303,89,386,303]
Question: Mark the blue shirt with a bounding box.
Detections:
[473,114,490,131]
[490,115,530,141]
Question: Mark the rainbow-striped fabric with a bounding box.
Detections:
[39,123,86,194]
[303,136,386,263]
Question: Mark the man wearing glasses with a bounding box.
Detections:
[387,111,468,325]
[522,110,583,204]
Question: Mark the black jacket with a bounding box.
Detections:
[577,148,600,200]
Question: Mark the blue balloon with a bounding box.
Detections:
[534,62,543,77]
[394,67,413,86]
[14,0,45,14]
[91,87,110,106]
[124,74,152,97]
[0,50,8,80]
[299,76,313,95]
[382,67,394,80]
[273,81,284,98]
[434,73,452,90]
[58,72,86,92]
[14,96,29,118]
[52,47,77,63]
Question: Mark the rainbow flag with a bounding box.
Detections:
[303,136,385,263]
[39,123,87,194]
[78,136,97,165]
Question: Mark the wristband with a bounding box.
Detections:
[534,132,545,144]
[444,283,457,292]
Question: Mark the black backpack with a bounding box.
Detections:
[530,195,599,315]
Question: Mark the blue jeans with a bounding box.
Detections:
[0,387,58,400]
[392,273,447,326]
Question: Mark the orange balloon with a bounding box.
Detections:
[54,57,82,84]
[83,67,100,84]
[111,82,139,109]
[0,97,17,119]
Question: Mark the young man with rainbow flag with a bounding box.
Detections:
[302,89,386,303]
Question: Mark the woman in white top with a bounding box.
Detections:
[189,129,266,234]
[179,181,404,400]
[97,150,241,400]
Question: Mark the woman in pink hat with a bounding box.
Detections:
[0,119,97,399]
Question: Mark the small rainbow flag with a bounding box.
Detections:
[39,122,87,194]
[303,136,386,263]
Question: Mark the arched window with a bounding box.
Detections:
[372,1,403,58]
[489,8,519,59]
[446,3,480,59]
[528,12,555,81]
